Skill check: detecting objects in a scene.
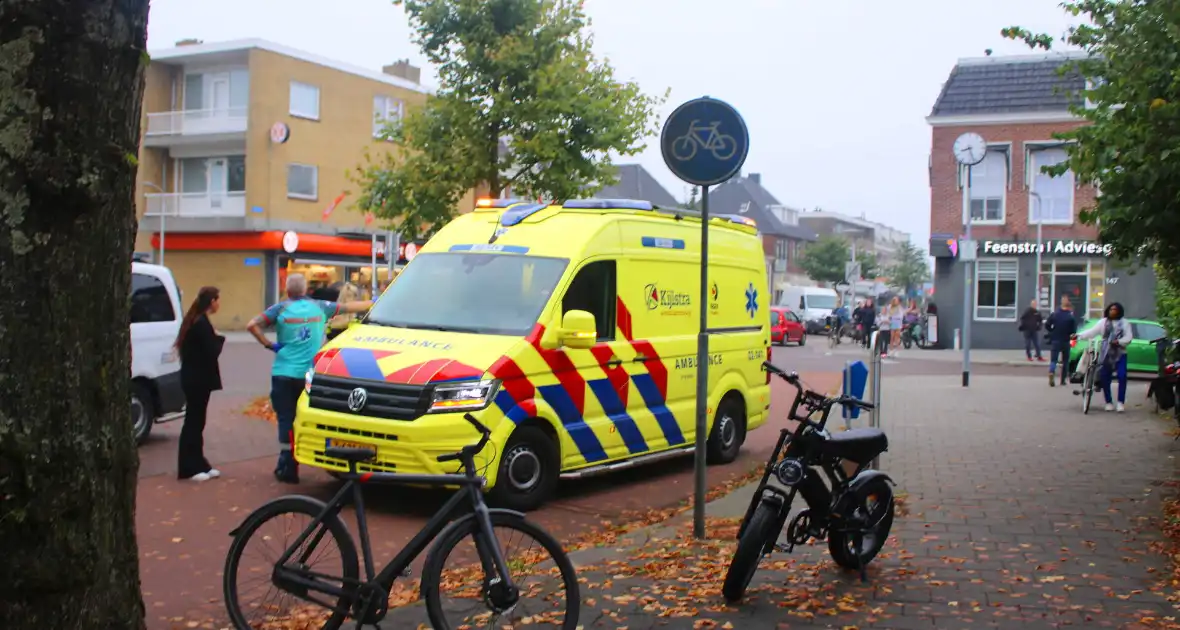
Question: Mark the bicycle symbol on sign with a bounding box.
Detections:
[671,119,738,162]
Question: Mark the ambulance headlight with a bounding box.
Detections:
[305,369,314,394]
[429,380,500,412]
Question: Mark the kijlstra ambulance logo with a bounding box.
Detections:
[644,283,692,312]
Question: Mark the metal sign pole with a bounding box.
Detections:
[961,164,973,387]
[370,233,378,296]
[692,185,711,540]
[869,349,882,469]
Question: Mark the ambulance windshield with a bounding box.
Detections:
[367,253,569,336]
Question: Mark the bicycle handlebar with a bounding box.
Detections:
[761,361,875,412]
[435,413,492,463]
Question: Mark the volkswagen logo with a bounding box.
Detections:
[346,387,368,412]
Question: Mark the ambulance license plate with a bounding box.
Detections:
[326,438,377,454]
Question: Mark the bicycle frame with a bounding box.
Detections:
[267,468,517,609]
[737,388,871,542]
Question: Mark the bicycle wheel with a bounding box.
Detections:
[722,499,778,603]
[421,511,579,629]
[224,497,359,630]
[1082,363,1095,414]
[671,135,697,161]
[829,330,838,350]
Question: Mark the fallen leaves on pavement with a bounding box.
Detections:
[242,396,276,423]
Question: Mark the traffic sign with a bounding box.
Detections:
[845,261,861,283]
[660,97,749,186]
[842,360,869,420]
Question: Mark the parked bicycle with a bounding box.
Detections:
[1071,337,1100,414]
[222,413,580,630]
[722,362,895,602]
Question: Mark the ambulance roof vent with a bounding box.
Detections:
[498,203,549,226]
[562,198,654,211]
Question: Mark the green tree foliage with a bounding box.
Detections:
[352,0,666,237]
[684,186,700,210]
[1002,1,1180,273]
[887,240,931,297]
[1155,263,1180,338]
[857,251,878,279]
[798,235,851,284]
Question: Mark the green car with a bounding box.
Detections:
[1068,318,1167,374]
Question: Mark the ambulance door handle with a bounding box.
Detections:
[605,358,623,368]
[633,354,652,363]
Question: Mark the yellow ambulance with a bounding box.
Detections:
[295,198,772,510]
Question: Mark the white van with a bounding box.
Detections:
[130,262,186,444]
[778,286,840,334]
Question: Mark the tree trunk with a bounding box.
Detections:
[0,2,150,628]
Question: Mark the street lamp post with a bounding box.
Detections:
[143,181,165,265]
[1031,191,1043,310]
[952,132,988,388]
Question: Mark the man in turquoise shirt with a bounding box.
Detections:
[247,273,372,483]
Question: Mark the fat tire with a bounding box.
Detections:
[132,382,154,445]
[828,479,895,571]
[223,496,359,630]
[487,425,559,512]
[421,512,580,630]
[706,396,745,464]
[722,499,778,602]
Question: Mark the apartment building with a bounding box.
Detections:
[797,210,911,271]
[927,52,1158,350]
[134,38,474,329]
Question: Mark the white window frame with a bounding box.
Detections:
[974,258,1019,322]
[1025,141,1076,226]
[286,163,318,200]
[961,144,1010,226]
[289,81,320,120]
[373,95,405,138]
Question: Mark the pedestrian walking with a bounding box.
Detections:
[1018,299,1045,362]
[175,287,225,482]
[1045,296,1078,387]
[1074,301,1134,412]
[861,298,877,349]
[875,305,892,357]
[888,296,903,352]
[246,273,374,483]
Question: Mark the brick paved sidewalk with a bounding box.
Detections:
[443,374,1180,630]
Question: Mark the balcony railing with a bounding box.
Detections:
[145,192,246,218]
[144,107,248,137]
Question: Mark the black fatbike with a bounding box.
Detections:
[722,361,896,603]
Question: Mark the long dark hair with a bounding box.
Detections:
[1104,301,1125,320]
[175,286,220,349]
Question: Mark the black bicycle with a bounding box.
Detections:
[223,413,580,629]
[722,362,895,602]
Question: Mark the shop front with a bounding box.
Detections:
[149,231,424,330]
[928,236,1157,350]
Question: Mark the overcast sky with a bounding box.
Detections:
[146,0,1080,248]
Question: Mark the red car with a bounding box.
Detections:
[770,306,806,346]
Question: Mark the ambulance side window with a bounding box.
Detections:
[562,260,616,341]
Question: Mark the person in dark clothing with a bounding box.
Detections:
[175,287,226,481]
[860,298,877,348]
[1044,295,1078,387]
[1018,299,1045,362]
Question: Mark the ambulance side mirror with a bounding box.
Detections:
[559,310,597,350]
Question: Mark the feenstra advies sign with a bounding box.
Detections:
[981,240,1114,257]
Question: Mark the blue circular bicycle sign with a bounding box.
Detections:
[660,96,749,187]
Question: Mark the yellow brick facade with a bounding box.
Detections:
[167,250,265,330]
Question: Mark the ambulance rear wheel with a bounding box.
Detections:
[707,396,745,464]
[488,425,559,512]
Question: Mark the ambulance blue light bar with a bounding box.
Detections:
[498,203,548,226]
[562,198,654,211]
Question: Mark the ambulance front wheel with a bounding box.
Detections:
[488,424,559,512]
[707,395,745,464]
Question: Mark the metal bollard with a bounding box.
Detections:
[868,343,883,470]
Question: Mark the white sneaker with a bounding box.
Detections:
[1104,403,1114,412]
[1116,403,1125,413]
[190,472,212,482]
[207,469,221,479]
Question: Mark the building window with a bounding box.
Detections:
[289,81,320,120]
[975,259,1018,321]
[775,239,787,261]
[180,156,246,194]
[966,148,1007,224]
[287,163,318,200]
[183,70,249,112]
[1028,146,1074,224]
[373,95,405,138]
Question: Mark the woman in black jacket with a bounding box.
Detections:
[175,287,225,481]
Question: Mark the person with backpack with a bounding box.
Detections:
[1045,295,1078,387]
[246,273,373,483]
[1018,299,1045,362]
